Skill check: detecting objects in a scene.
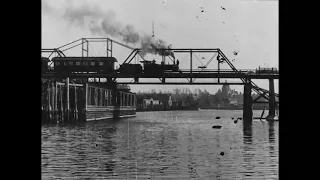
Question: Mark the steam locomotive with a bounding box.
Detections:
[41,56,179,75]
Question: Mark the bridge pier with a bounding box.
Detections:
[243,79,253,122]
[266,78,276,121]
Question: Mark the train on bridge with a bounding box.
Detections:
[41,56,180,76]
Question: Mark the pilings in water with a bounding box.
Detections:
[266,78,276,121]
[243,78,253,122]
[41,79,85,123]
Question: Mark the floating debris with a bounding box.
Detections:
[233,50,239,55]
[95,144,99,148]
[234,119,238,124]
[202,57,205,59]
[231,117,234,120]
[212,125,222,129]
[215,116,221,119]
[220,151,225,156]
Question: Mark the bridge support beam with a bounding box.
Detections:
[243,79,253,122]
[266,78,276,121]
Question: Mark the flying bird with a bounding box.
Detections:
[221,6,226,10]
[233,50,239,55]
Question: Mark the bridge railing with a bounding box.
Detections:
[178,69,257,73]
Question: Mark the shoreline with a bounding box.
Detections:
[136,107,269,112]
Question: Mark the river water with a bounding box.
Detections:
[41,110,278,179]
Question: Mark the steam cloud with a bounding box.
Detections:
[43,1,175,58]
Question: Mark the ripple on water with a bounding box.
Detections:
[42,110,278,179]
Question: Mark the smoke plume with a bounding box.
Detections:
[61,3,175,58]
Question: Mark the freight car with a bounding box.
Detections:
[51,57,117,74]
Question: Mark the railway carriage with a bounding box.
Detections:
[51,57,117,74]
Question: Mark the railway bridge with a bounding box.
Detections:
[42,38,279,121]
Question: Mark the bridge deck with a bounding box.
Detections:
[42,71,278,79]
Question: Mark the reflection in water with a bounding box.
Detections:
[243,121,253,145]
[242,121,255,178]
[42,110,278,179]
[268,121,275,143]
[268,120,276,156]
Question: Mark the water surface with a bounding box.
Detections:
[42,110,278,179]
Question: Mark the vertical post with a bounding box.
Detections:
[66,77,70,121]
[75,86,78,121]
[190,50,192,83]
[83,82,88,121]
[243,78,253,122]
[218,58,220,83]
[107,39,109,57]
[54,81,57,121]
[82,38,84,57]
[111,40,113,57]
[87,40,89,57]
[51,81,54,121]
[60,84,64,122]
[112,83,119,119]
[100,88,103,106]
[47,82,51,120]
[266,78,276,120]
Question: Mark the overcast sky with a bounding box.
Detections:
[42,0,278,94]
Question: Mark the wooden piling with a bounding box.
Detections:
[47,82,51,120]
[66,77,70,121]
[75,86,78,121]
[60,84,64,122]
[83,82,88,121]
[54,80,57,121]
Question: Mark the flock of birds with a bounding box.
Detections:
[158,3,240,60]
[211,115,243,156]
[212,116,242,129]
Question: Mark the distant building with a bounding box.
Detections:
[232,94,243,104]
[229,99,238,105]
[143,98,161,109]
[221,81,232,99]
